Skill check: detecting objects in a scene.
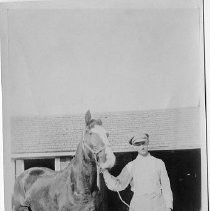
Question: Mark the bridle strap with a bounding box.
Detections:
[82,132,106,190]
[83,141,106,156]
[82,141,104,190]
[82,130,106,157]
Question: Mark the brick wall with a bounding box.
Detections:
[11,107,201,154]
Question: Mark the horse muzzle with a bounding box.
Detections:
[100,147,116,170]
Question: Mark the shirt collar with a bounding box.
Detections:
[137,153,151,159]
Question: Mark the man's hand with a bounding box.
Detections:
[98,163,108,174]
[99,168,107,174]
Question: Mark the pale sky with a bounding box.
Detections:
[6,7,202,115]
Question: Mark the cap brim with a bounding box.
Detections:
[132,140,147,146]
[129,137,134,145]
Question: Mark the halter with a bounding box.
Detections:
[82,141,106,157]
[82,130,107,190]
[82,128,107,159]
[82,129,131,210]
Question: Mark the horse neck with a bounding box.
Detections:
[72,142,98,193]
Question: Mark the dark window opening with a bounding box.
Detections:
[24,159,55,170]
[106,149,201,211]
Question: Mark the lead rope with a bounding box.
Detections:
[96,155,101,190]
[117,191,131,209]
[100,169,133,210]
[100,169,132,210]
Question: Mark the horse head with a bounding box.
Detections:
[83,110,116,170]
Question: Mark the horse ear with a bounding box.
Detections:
[85,110,92,126]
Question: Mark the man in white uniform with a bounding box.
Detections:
[101,133,173,211]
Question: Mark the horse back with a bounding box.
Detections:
[12,167,56,207]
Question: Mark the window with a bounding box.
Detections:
[24,158,55,170]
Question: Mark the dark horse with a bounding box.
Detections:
[12,111,116,211]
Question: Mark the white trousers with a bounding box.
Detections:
[129,194,166,211]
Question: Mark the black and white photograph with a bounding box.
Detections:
[0,0,208,211]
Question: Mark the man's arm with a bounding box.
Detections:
[102,162,133,192]
[160,160,173,210]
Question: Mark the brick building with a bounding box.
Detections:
[11,106,203,211]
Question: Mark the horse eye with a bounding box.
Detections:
[97,119,102,125]
[106,133,109,137]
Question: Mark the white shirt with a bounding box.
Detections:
[103,153,173,209]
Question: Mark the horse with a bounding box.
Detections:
[12,110,116,211]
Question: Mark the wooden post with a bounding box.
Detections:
[55,158,60,171]
[15,160,24,177]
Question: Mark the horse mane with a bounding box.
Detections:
[64,124,99,195]
[60,118,102,171]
